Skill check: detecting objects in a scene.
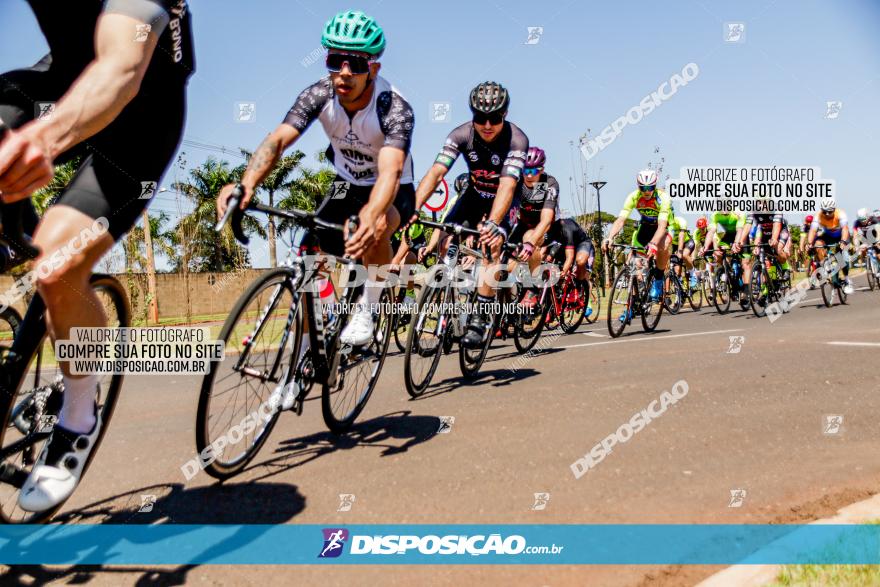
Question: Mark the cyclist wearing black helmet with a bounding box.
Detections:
[413,81,529,348]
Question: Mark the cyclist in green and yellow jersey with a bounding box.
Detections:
[602,169,672,302]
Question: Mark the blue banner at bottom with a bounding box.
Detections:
[2,524,880,565]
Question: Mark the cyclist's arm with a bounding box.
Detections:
[562,247,575,274]
[0,9,168,199]
[414,163,448,211]
[241,125,301,195]
[488,177,517,225]
[366,146,406,217]
[488,133,528,226]
[530,208,556,246]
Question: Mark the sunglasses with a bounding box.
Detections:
[326,52,374,75]
[524,167,543,176]
[472,112,505,126]
[639,185,656,192]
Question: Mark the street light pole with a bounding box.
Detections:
[590,181,608,288]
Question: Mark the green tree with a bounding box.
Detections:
[172,157,264,272]
[241,150,305,267]
[31,158,81,214]
[276,153,335,235]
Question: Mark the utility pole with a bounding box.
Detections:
[141,209,159,324]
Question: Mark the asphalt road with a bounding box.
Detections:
[4,273,880,586]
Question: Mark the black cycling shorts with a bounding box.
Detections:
[312,180,415,257]
[442,187,513,233]
[1,64,187,241]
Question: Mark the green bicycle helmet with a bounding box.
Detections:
[321,10,386,56]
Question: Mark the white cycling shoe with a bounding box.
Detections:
[19,405,102,513]
[843,280,854,295]
[340,304,375,346]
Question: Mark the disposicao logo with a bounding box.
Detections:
[318,528,349,558]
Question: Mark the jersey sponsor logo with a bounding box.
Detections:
[167,1,189,63]
[491,154,502,166]
[339,148,375,163]
[467,151,479,162]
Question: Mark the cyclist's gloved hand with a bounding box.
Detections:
[646,242,658,257]
[518,242,535,261]
[480,219,507,246]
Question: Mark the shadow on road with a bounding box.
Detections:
[1,481,305,585]
[242,410,442,482]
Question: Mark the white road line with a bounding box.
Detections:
[827,341,880,347]
[558,328,744,349]
[581,331,607,338]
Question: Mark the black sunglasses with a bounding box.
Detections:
[472,111,505,126]
[326,53,373,75]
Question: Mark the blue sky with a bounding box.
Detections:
[2,0,878,267]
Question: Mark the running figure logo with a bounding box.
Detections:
[431,102,451,123]
[728,489,747,508]
[524,27,544,45]
[35,102,56,121]
[724,22,745,43]
[437,416,455,434]
[531,492,550,511]
[823,414,843,435]
[329,181,351,200]
[138,494,157,513]
[140,181,157,200]
[318,528,349,558]
[727,336,745,354]
[824,101,842,120]
[134,23,152,42]
[337,494,356,512]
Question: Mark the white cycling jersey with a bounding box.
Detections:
[283,75,415,186]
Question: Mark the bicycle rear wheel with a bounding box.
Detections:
[459,310,496,378]
[867,256,877,291]
[322,287,392,433]
[561,280,588,334]
[196,267,296,479]
[640,276,664,332]
[713,263,732,314]
[688,268,704,311]
[0,274,128,523]
[513,290,546,354]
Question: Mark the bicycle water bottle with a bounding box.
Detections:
[317,276,337,330]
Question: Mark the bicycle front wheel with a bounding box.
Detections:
[196,267,297,480]
[0,274,128,523]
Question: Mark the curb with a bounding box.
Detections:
[697,493,880,586]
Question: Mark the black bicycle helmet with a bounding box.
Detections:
[469,81,509,114]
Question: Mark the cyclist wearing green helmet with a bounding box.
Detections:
[218,9,415,360]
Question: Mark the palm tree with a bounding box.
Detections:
[31,158,81,214]
[254,151,304,267]
[276,153,335,235]
[172,157,264,272]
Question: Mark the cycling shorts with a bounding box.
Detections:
[442,187,513,233]
[312,179,415,257]
[1,64,187,240]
